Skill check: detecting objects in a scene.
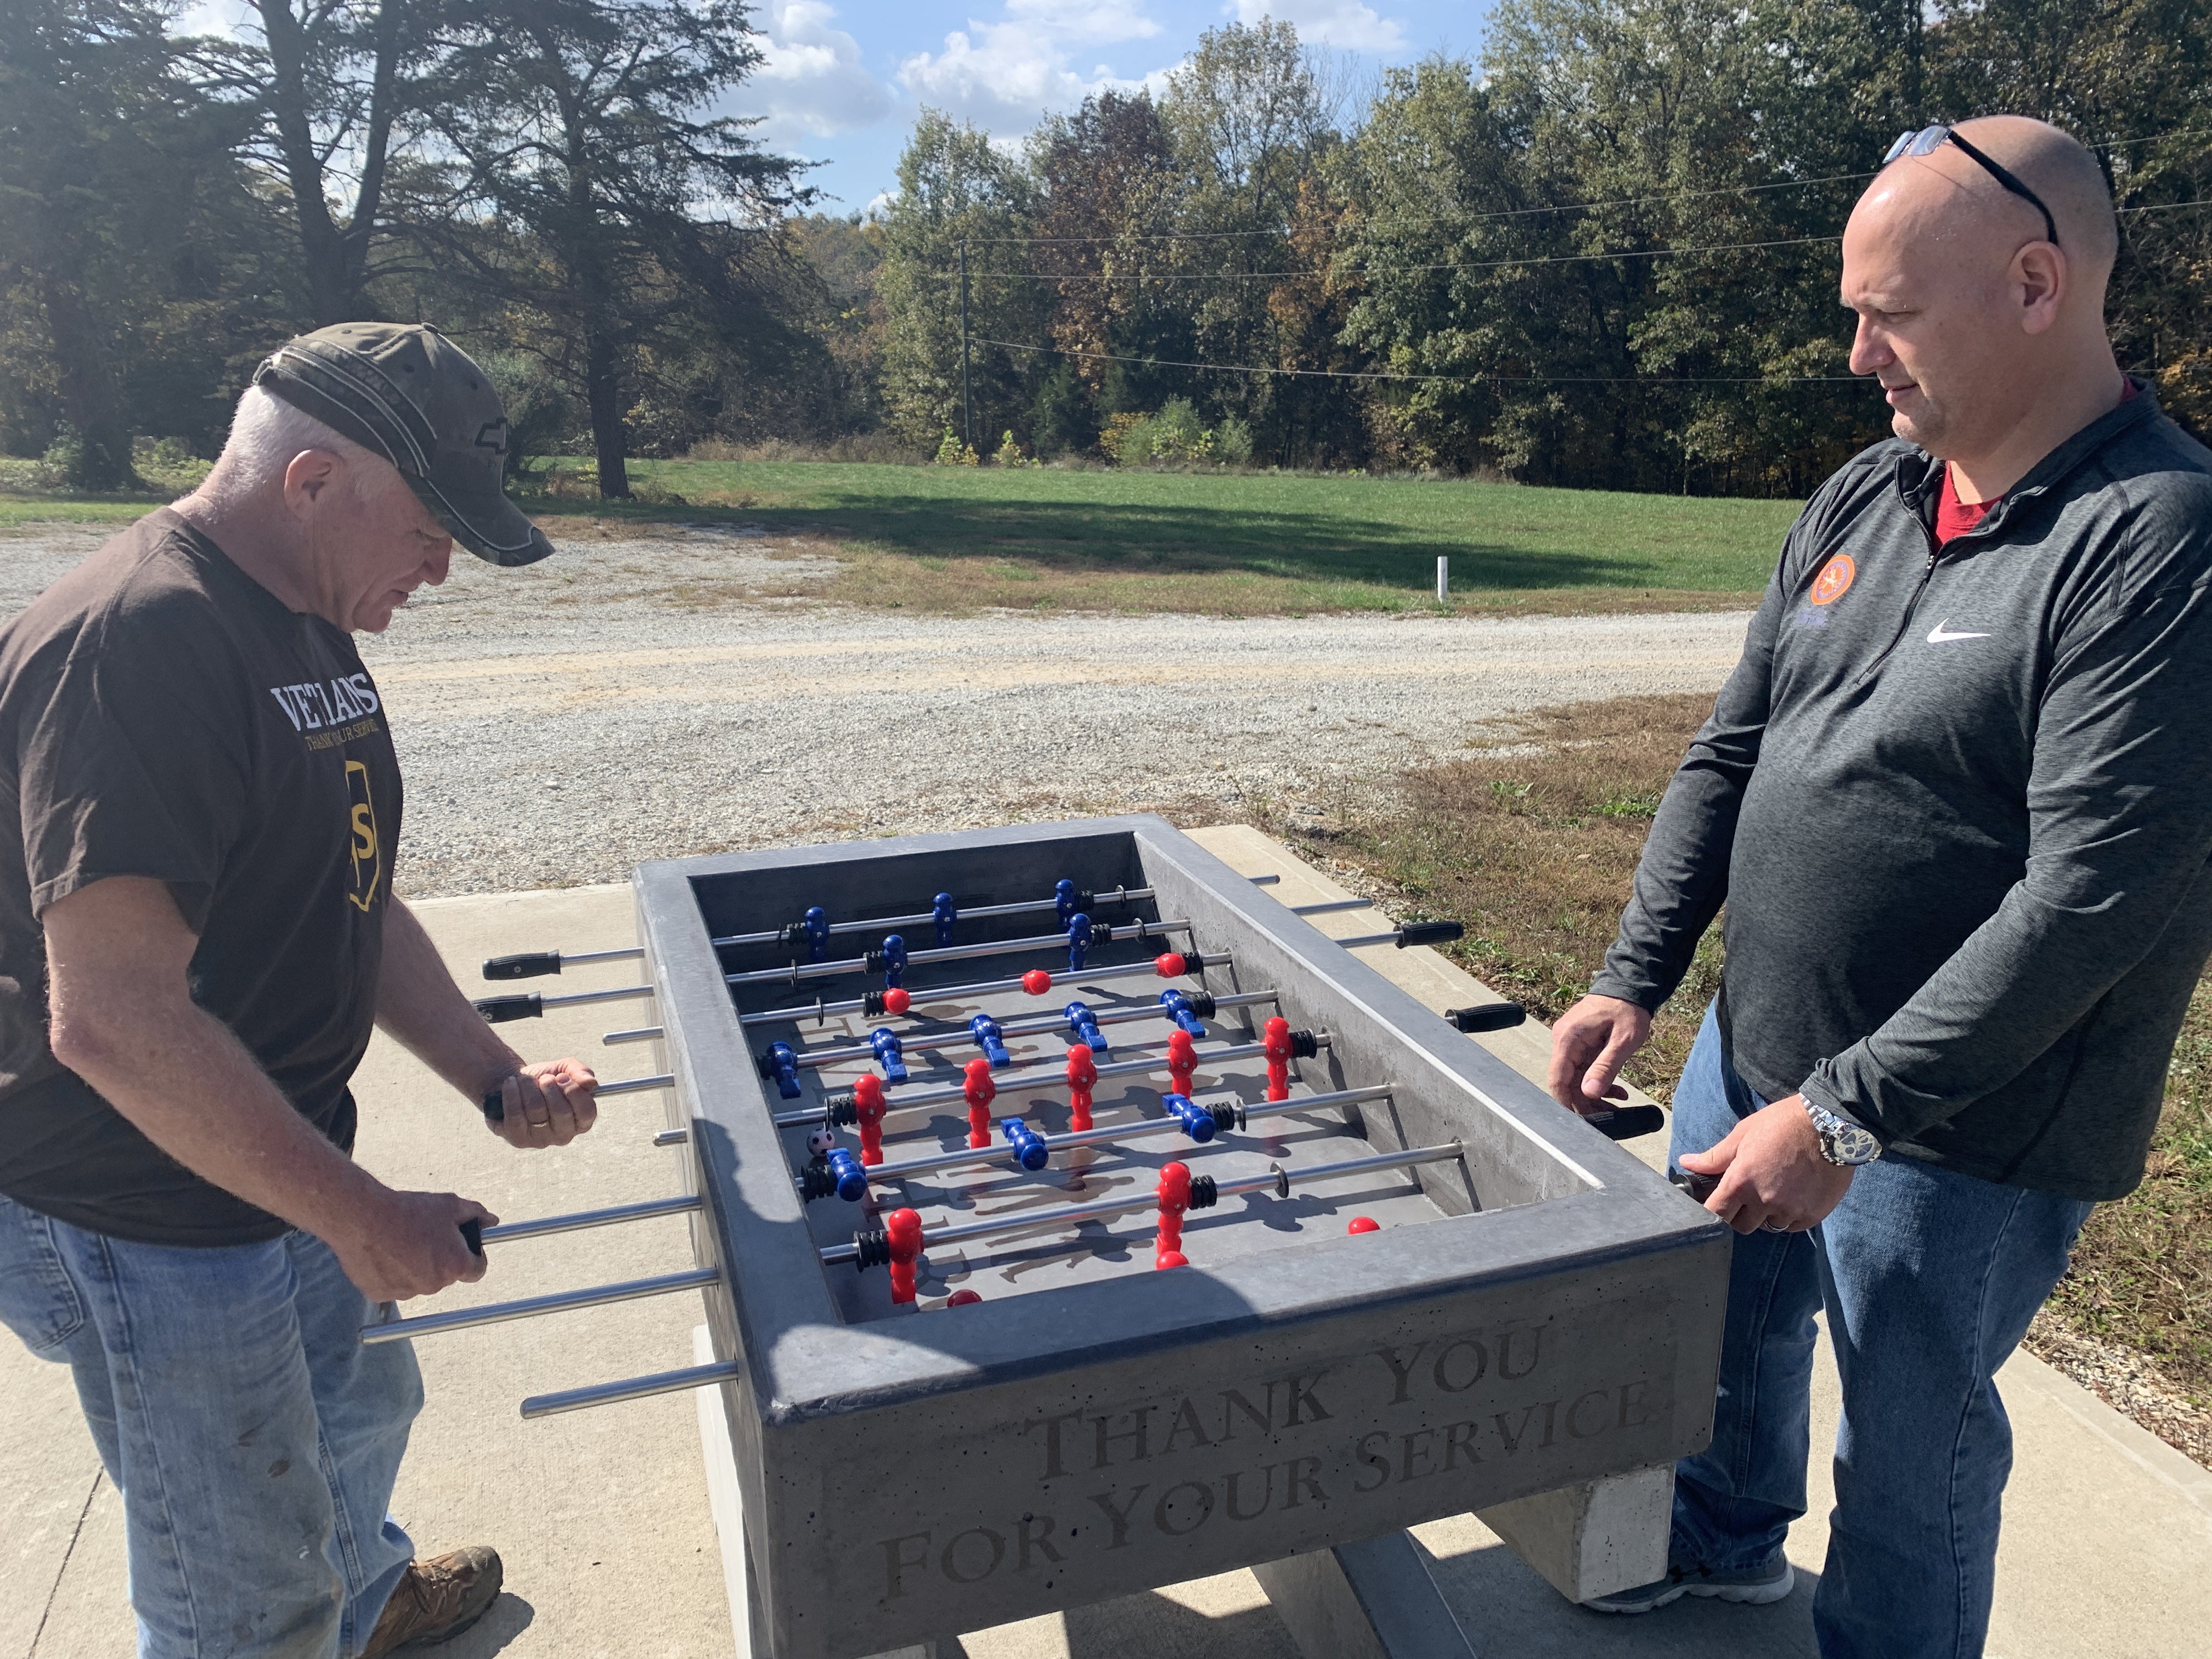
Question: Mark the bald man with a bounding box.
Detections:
[1548,117,2212,1653]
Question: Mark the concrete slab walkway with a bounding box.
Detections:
[7,832,2210,1658]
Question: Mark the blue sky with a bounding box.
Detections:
[728,1,1496,212]
[179,2,1494,215]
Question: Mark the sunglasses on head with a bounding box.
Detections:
[1884,125,2060,247]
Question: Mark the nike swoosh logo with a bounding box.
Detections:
[1927,621,1991,644]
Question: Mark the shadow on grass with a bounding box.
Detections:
[526,490,1681,596]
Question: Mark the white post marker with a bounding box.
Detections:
[1436,555,1449,603]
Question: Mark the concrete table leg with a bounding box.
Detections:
[697,1327,939,1659]
[1472,1464,1675,1604]
[1252,1530,1480,1659]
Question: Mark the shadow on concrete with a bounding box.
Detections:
[1426,1532,1821,1658]
[1061,1589,1302,1659]
[438,1592,535,1656]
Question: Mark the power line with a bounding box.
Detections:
[937,198,2209,284]
[926,130,2211,248]
[955,170,1884,246]
[936,233,1843,283]
[976,337,1859,387]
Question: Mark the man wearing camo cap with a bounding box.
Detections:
[0,324,597,1657]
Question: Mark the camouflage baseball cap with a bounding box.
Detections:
[251,322,554,567]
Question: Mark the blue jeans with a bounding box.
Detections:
[1668,1004,2094,1658]
[0,1194,422,1659]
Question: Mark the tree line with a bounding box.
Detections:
[3,2,2207,501]
[1,0,815,495]
[873,2,2210,495]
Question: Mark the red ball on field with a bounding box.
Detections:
[1347,1216,1381,1235]
[883,987,911,1015]
[1022,968,1053,995]
[947,1289,983,1306]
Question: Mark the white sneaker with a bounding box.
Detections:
[1581,1555,1795,1615]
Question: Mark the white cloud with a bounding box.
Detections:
[1230,0,1408,52]
[170,1,252,37]
[1005,0,1161,47]
[896,2,1165,134]
[730,2,895,145]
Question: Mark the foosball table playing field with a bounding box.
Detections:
[369,816,1731,1659]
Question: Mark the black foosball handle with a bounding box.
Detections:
[474,994,542,1024]
[1583,1104,1667,1141]
[460,1218,484,1256]
[480,1088,505,1124]
[1446,1002,1526,1032]
[1670,1166,1720,1204]
[1394,921,1464,948]
[484,951,563,980]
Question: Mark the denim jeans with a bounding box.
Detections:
[0,1194,423,1659]
[1667,1003,2094,1658]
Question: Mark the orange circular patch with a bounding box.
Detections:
[1810,554,1856,606]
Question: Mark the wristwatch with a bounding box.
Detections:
[1804,1097,1882,1166]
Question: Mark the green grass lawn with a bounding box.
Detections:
[609,459,1796,612]
[0,493,180,528]
[4,456,1801,615]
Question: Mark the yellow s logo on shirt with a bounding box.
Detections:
[345,760,382,912]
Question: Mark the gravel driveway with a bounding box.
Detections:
[3,520,1751,895]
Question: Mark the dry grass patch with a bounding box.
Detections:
[1271,693,1722,1101]
[1262,693,2212,1451]
[2041,990,2212,1409]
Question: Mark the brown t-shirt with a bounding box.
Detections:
[0,510,402,1245]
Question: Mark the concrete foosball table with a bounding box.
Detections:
[389,817,1729,1659]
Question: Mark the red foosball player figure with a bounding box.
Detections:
[1263,1015,1293,1102]
[1167,1027,1198,1096]
[886,1209,924,1304]
[1022,968,1054,995]
[1155,1161,1191,1268]
[963,1058,996,1149]
[1065,1044,1097,1131]
[852,1073,887,1166]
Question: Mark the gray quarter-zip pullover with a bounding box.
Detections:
[1593,387,2212,1200]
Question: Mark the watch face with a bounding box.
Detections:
[1829,1119,1881,1164]
[1809,1102,1880,1165]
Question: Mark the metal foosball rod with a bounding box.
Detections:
[475,933,1217,1026]
[360,1266,720,1345]
[476,1192,703,1243]
[474,915,1463,1027]
[516,1127,1444,1419]
[768,987,1280,1076]
[720,915,1194,991]
[475,942,1229,1035]
[739,947,1220,1027]
[608,980,1521,1054]
[774,1028,1331,1130]
[476,1072,675,1121]
[521,1359,743,1420]
[479,874,1288,980]
[800,1084,1397,1203]
[821,1139,1467,1268]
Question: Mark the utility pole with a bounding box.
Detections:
[957,239,974,454]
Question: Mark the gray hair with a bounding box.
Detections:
[194,383,410,509]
